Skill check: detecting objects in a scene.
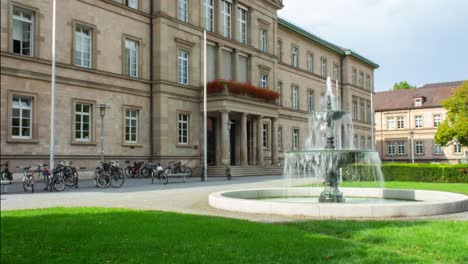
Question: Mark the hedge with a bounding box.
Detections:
[351,163,468,183]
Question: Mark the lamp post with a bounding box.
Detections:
[99,104,108,164]
[410,131,415,164]
[226,120,234,180]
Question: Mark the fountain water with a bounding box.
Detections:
[284,77,384,203]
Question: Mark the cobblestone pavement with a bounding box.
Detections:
[1,176,467,222]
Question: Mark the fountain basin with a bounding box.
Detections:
[209,188,468,218]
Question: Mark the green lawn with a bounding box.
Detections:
[304,181,468,195]
[1,208,467,264]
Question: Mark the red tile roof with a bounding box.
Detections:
[375,81,465,111]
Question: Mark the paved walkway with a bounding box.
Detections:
[1,176,467,222]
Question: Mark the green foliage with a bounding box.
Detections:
[2,208,468,263]
[392,81,415,91]
[380,163,468,183]
[435,81,468,146]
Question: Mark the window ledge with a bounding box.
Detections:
[71,141,97,146]
[176,144,193,149]
[122,143,143,148]
[7,138,39,144]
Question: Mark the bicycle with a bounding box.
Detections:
[150,163,167,184]
[18,165,34,192]
[164,161,192,176]
[33,163,65,192]
[1,161,13,182]
[95,161,124,188]
[124,160,145,178]
[54,161,79,188]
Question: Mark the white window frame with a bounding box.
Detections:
[333,64,339,81]
[12,7,34,56]
[277,81,283,106]
[352,98,358,120]
[178,50,189,85]
[277,40,282,62]
[388,117,395,130]
[307,90,314,113]
[292,46,298,68]
[178,0,189,22]
[321,58,327,78]
[388,142,395,155]
[293,128,299,151]
[75,103,92,142]
[360,101,365,122]
[204,0,214,31]
[278,126,283,151]
[398,142,405,155]
[178,113,190,144]
[237,6,247,44]
[125,39,138,77]
[260,29,267,52]
[454,142,462,154]
[366,74,371,90]
[221,0,232,38]
[359,72,364,87]
[263,124,269,149]
[11,96,32,139]
[260,74,268,88]
[75,26,92,68]
[414,98,422,107]
[307,53,313,73]
[125,109,139,143]
[397,116,405,129]
[415,141,424,155]
[292,86,299,110]
[433,114,441,128]
[434,143,443,154]
[126,0,138,9]
[415,115,423,128]
[352,69,357,85]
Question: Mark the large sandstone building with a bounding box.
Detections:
[375,81,467,164]
[1,0,378,174]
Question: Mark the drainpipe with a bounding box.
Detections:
[149,0,154,161]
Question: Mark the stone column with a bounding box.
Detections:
[241,113,248,166]
[252,118,257,165]
[271,118,279,165]
[221,111,230,165]
[215,113,222,165]
[257,115,264,166]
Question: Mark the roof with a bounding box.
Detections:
[375,81,465,111]
[277,17,379,69]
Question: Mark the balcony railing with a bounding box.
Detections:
[207,80,280,102]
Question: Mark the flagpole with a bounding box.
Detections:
[49,0,57,170]
[203,30,208,182]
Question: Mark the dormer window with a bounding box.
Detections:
[414,96,424,107]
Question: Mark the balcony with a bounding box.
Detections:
[207,80,280,103]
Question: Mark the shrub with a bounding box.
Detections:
[380,163,468,183]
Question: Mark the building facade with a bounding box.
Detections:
[374,81,467,164]
[1,0,378,171]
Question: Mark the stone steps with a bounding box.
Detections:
[205,166,284,177]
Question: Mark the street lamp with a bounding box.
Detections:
[99,104,108,164]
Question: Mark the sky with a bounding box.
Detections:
[278,0,468,91]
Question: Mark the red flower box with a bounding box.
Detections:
[207,79,280,101]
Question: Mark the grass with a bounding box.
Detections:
[1,207,468,264]
[304,181,468,195]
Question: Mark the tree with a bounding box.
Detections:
[435,81,468,146]
[392,81,415,91]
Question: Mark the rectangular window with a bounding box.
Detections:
[360,100,365,122]
[207,44,216,82]
[221,0,232,38]
[321,58,327,78]
[292,86,299,110]
[366,100,372,124]
[388,142,395,155]
[293,128,299,150]
[126,0,138,9]
[277,81,283,106]
[333,64,339,81]
[75,103,92,141]
[11,96,32,138]
[178,0,188,22]
[352,69,357,85]
[415,115,423,128]
[263,124,269,149]
[361,136,366,149]
[366,74,371,91]
[434,143,442,154]
[222,49,232,80]
[454,142,462,154]
[307,53,313,73]
[125,109,139,143]
[397,116,404,129]
[178,50,189,85]
[277,40,283,62]
[415,142,424,155]
[388,117,395,130]
[307,90,314,113]
[13,7,34,56]
[125,39,138,77]
[204,0,214,31]
[238,54,248,83]
[414,98,422,107]
[238,6,247,44]
[359,72,364,88]
[367,136,372,150]
[354,135,359,148]
[292,46,298,68]
[259,29,267,52]
[352,97,358,120]
[398,142,405,155]
[260,74,268,88]
[178,113,189,144]
[278,127,283,151]
[75,26,92,68]
[433,114,441,128]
